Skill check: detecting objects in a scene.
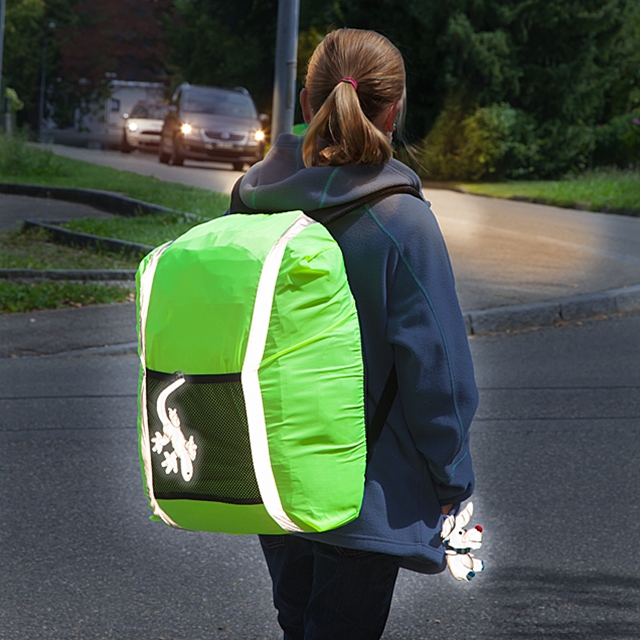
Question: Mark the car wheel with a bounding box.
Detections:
[120,131,133,154]
[232,162,245,172]
[170,137,184,166]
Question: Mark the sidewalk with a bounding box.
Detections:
[1,189,640,358]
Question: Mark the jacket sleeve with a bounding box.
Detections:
[383,201,478,505]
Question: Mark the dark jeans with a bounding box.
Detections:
[259,534,402,640]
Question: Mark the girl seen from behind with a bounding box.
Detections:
[232,28,478,640]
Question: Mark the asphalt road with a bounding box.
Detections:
[1,311,638,639]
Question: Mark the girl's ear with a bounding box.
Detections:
[300,88,312,125]
[383,100,403,133]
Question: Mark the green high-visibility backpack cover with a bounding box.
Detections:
[136,211,366,534]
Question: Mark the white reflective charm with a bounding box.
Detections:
[153,376,198,482]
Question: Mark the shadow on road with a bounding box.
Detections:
[389,565,640,639]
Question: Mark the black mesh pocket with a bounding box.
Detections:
[145,370,262,505]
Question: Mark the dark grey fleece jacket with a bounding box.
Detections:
[235,134,478,572]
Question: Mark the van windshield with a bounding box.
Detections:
[184,88,257,118]
[131,103,168,119]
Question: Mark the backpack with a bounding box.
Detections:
[136,184,422,535]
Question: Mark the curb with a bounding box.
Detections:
[464,284,640,335]
[22,219,155,258]
[0,182,198,218]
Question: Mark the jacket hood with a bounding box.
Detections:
[238,134,423,213]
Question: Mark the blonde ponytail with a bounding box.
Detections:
[302,29,406,168]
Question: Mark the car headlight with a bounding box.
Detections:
[127,122,138,132]
[181,123,193,135]
[254,130,265,142]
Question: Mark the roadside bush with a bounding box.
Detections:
[531,121,595,178]
[417,96,615,181]
[0,132,69,178]
[419,101,541,181]
[462,104,541,180]
[592,110,640,169]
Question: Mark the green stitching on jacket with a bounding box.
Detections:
[319,167,340,209]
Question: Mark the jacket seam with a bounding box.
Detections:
[366,204,467,479]
[319,167,341,208]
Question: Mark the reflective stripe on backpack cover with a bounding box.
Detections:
[136,211,366,534]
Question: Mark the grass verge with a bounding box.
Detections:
[58,212,204,247]
[0,225,137,311]
[0,227,141,270]
[459,169,640,214]
[0,281,134,314]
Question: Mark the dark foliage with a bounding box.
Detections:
[2,0,638,177]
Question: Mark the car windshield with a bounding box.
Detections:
[183,88,257,118]
[131,103,168,119]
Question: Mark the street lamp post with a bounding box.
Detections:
[271,0,300,144]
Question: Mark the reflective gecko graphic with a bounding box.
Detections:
[151,376,198,481]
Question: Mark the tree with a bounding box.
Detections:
[4,0,638,173]
[164,0,278,113]
[164,0,350,118]
[324,0,639,177]
[430,0,636,176]
[52,0,171,126]
[2,0,171,130]
[56,0,171,85]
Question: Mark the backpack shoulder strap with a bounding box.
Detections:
[366,364,398,462]
[227,180,424,222]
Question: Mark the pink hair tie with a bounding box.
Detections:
[338,77,358,91]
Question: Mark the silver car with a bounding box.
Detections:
[121,102,169,153]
